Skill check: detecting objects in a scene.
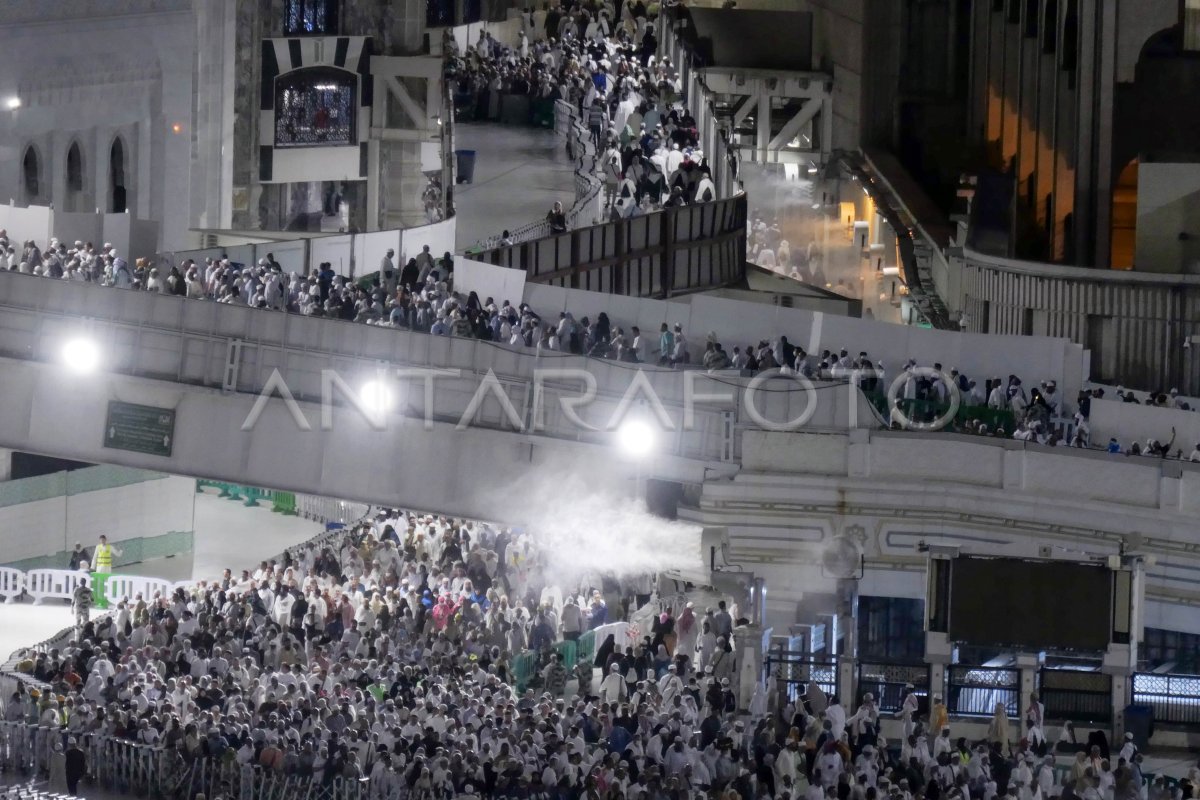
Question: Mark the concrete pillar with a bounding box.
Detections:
[1110,673,1129,739]
[838,656,856,706]
[733,624,764,711]
[756,92,771,164]
[925,631,953,713]
[95,127,112,214]
[929,662,946,704]
[1016,652,1040,739]
[137,117,153,219]
[0,447,12,481]
[50,130,67,211]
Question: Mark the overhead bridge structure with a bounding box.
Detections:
[0,269,869,521]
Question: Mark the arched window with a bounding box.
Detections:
[66,142,85,212]
[21,146,39,202]
[275,67,356,147]
[284,0,338,35]
[110,138,128,213]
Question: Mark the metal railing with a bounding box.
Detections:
[856,661,930,713]
[1039,669,1112,723]
[765,647,838,706]
[0,723,414,800]
[0,502,379,797]
[946,665,1020,717]
[1132,672,1200,726]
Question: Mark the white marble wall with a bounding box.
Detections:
[0,0,195,249]
[698,429,1200,636]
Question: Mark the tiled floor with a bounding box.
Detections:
[451,121,576,251]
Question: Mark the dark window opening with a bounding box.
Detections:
[427,0,454,29]
[284,0,338,35]
[22,147,39,201]
[67,143,83,192]
[857,596,925,662]
[1061,0,1078,77]
[110,138,128,213]
[1043,0,1058,52]
[275,67,356,148]
[1142,628,1200,674]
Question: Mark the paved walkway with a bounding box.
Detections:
[452,121,576,251]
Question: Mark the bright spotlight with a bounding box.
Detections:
[6,97,20,110]
[616,418,656,457]
[359,379,395,415]
[61,337,99,374]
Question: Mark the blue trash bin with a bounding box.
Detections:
[1123,704,1153,748]
[456,149,477,184]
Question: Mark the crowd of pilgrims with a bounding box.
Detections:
[448,1,723,218]
[1,507,1193,800]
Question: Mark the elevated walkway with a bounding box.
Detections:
[451,121,577,250]
[0,267,886,519]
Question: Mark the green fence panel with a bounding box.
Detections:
[576,630,596,667]
[512,651,537,693]
[867,392,1017,433]
[554,640,578,668]
[271,492,297,515]
[532,99,556,128]
[91,573,112,609]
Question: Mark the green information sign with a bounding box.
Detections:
[104,401,176,457]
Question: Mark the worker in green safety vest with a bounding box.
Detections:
[92,535,122,573]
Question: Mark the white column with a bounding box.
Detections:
[1110,674,1129,739]
[0,448,12,482]
[50,130,66,210]
[756,92,771,164]
[1015,653,1039,738]
[94,128,111,213]
[733,624,764,711]
[137,117,153,219]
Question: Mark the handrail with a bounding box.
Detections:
[964,245,1200,286]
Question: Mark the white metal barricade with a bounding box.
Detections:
[104,574,172,605]
[593,620,631,650]
[24,569,87,605]
[0,568,25,603]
